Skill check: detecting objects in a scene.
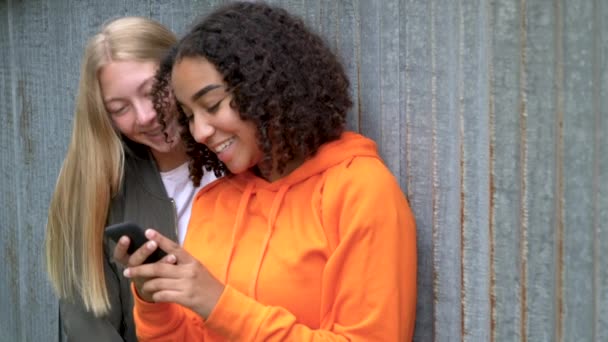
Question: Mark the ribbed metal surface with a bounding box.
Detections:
[0,0,605,341]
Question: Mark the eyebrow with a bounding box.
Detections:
[191,84,222,102]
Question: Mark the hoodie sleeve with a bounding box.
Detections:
[134,156,417,341]
[319,157,418,340]
[133,288,201,341]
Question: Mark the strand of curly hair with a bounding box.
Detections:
[152,46,226,186]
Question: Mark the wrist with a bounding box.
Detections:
[198,282,225,319]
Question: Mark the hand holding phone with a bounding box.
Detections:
[105,222,168,264]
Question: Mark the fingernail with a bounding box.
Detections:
[123,268,131,278]
[147,241,156,250]
[168,254,177,264]
[119,236,129,245]
[145,229,156,238]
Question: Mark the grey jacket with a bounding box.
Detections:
[59,144,179,342]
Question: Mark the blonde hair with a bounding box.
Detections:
[45,17,176,317]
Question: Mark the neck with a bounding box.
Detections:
[263,156,305,182]
[152,143,189,172]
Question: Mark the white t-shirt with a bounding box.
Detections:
[160,162,217,245]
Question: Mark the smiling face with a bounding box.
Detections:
[171,56,263,175]
[99,60,181,155]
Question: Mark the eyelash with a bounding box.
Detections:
[109,106,128,116]
[207,100,222,113]
[179,97,224,122]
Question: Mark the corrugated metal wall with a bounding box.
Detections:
[0,0,606,341]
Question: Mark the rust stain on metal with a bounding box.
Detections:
[487,28,497,342]
[519,0,528,342]
[486,0,497,341]
[458,0,466,339]
[3,206,20,328]
[17,79,33,163]
[458,0,467,341]
[488,98,497,339]
[518,0,529,340]
[553,0,565,340]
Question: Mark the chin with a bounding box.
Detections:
[226,164,250,175]
[149,142,173,154]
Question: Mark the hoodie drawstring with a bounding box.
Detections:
[221,181,255,284]
[217,133,376,298]
[248,184,290,298]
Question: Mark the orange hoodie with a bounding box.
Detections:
[134,132,417,341]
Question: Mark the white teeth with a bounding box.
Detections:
[214,138,234,153]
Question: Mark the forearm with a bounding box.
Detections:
[204,286,352,341]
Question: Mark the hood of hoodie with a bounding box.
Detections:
[227,131,380,191]
[195,131,382,298]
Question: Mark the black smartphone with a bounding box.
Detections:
[104,222,167,264]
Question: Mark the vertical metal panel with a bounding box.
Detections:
[400,0,435,340]
[459,0,492,340]
[1,1,608,341]
[0,1,21,341]
[592,1,605,341]
[552,0,566,340]
[2,1,163,341]
[377,1,401,179]
[430,0,463,340]
[523,0,558,340]
[490,0,524,340]
[317,1,339,51]
[7,0,86,339]
[8,0,60,340]
[333,0,360,133]
[150,0,226,34]
[561,1,595,340]
[357,1,382,143]
[597,0,608,340]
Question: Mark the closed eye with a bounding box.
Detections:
[207,96,228,114]
[108,105,128,116]
[207,101,221,114]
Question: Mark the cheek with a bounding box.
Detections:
[245,138,264,167]
[242,123,262,159]
[143,98,156,116]
[250,143,263,161]
[110,115,134,136]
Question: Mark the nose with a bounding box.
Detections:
[134,99,156,126]
[190,113,215,144]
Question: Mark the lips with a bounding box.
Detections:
[143,127,163,137]
[213,137,235,153]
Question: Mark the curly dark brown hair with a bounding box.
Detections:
[153,45,226,186]
[154,1,352,184]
